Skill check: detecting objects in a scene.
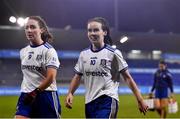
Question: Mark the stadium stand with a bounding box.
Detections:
[0,27,180,87]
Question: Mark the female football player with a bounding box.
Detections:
[65,17,148,118]
[15,16,61,118]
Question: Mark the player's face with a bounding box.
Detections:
[87,21,107,45]
[25,19,43,42]
[159,63,166,70]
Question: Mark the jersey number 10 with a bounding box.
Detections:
[90,60,96,65]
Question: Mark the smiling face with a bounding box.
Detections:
[87,21,107,46]
[25,19,44,45]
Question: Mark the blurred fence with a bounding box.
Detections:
[1,86,180,96]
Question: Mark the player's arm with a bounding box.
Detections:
[23,67,58,105]
[38,48,59,90]
[38,67,57,90]
[121,69,148,115]
[65,74,82,109]
[151,73,157,93]
[148,73,157,98]
[167,73,174,97]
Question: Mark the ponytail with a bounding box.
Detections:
[104,28,112,45]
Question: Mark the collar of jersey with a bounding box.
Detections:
[90,44,106,52]
[30,42,46,48]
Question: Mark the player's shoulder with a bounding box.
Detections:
[81,46,91,54]
[166,69,173,76]
[20,45,30,53]
[105,44,116,52]
[155,69,160,74]
[105,44,123,55]
[42,42,57,54]
[82,46,91,51]
[43,42,54,49]
[106,45,123,58]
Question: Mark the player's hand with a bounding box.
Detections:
[170,93,174,98]
[149,92,154,98]
[138,100,148,115]
[65,93,73,109]
[23,88,41,105]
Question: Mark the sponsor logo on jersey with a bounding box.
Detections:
[100,59,112,70]
[90,57,97,59]
[52,57,57,62]
[85,71,108,77]
[21,65,43,72]
[163,74,167,78]
[100,59,107,67]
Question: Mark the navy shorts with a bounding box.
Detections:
[85,95,118,118]
[15,91,61,118]
[155,88,168,99]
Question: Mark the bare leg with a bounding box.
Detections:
[160,98,168,119]
[15,115,29,119]
[154,98,161,116]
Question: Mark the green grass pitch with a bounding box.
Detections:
[0,94,179,118]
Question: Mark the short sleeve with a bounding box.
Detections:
[74,52,83,75]
[45,48,60,69]
[20,48,26,61]
[114,49,128,72]
[20,49,23,60]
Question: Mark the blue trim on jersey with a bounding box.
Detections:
[30,42,46,48]
[74,69,83,76]
[119,66,128,73]
[45,42,53,48]
[44,42,53,49]
[105,44,116,52]
[90,44,106,52]
[46,65,59,69]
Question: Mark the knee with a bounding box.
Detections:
[155,107,161,110]
[154,104,160,110]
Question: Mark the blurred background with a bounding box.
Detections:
[0,0,180,118]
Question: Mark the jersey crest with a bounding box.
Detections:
[100,59,107,67]
[36,54,43,61]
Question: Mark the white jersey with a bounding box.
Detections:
[20,42,60,92]
[75,44,128,104]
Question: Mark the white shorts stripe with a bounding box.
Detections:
[52,92,60,118]
[109,98,118,118]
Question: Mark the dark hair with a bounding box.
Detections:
[159,59,166,65]
[28,16,53,43]
[87,17,112,45]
